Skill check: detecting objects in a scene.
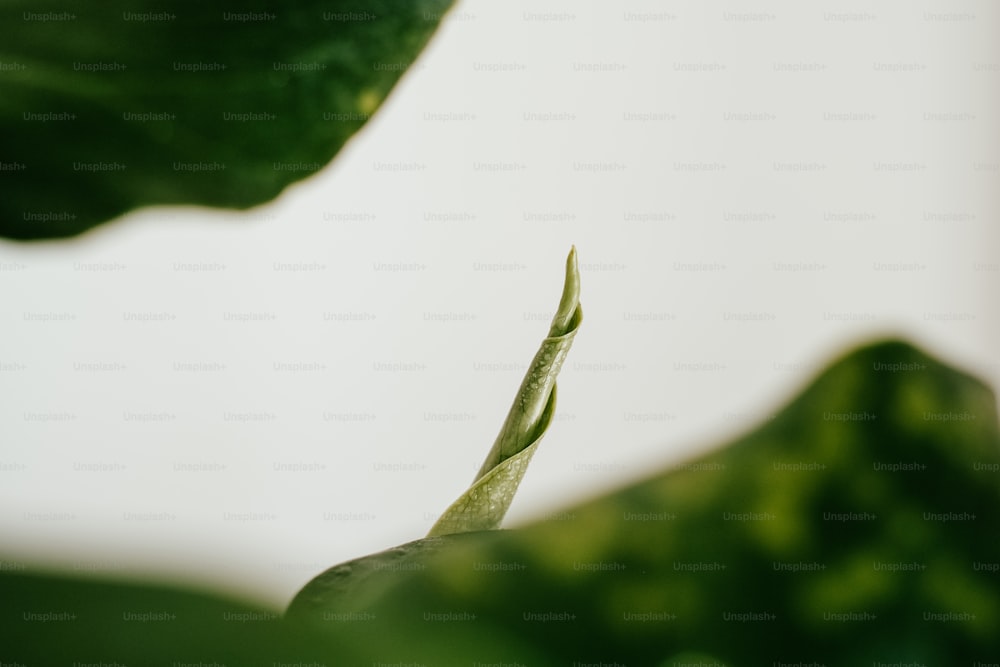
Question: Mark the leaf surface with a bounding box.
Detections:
[0,0,454,240]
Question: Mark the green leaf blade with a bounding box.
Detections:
[0,0,456,240]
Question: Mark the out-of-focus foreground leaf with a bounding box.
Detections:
[288,340,1000,665]
[0,0,454,240]
[0,569,365,666]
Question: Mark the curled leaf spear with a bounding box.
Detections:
[427,247,583,537]
[284,248,583,620]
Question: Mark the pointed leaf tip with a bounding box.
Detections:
[549,246,582,338]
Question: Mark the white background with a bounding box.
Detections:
[2,0,998,606]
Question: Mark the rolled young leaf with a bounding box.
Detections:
[427,247,583,537]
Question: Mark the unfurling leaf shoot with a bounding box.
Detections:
[427,247,583,537]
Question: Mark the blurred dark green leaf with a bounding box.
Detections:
[0,569,360,666]
[288,339,1000,664]
[0,0,454,240]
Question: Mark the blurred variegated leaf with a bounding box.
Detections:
[288,339,1000,665]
